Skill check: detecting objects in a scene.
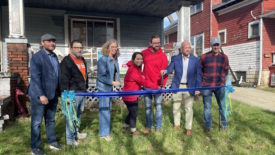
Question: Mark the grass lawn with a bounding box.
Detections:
[257,87,275,93]
[0,98,274,155]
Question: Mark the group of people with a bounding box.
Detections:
[28,33,229,155]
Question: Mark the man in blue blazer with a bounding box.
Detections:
[28,34,61,155]
[161,41,202,136]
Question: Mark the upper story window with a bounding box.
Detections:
[248,20,260,39]
[218,29,227,44]
[191,2,203,15]
[191,33,204,56]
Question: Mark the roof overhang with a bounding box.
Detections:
[260,11,275,19]
[0,0,203,18]
[213,0,260,16]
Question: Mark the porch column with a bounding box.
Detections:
[6,0,29,114]
[177,1,191,43]
[9,0,25,38]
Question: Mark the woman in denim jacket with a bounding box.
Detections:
[96,39,120,141]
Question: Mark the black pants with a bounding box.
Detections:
[124,100,138,129]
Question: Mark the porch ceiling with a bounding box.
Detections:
[1,0,202,17]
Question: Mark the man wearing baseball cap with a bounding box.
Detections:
[200,37,229,136]
[28,33,61,155]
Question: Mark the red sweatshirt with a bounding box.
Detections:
[142,47,168,89]
[122,61,152,102]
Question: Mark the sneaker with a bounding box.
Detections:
[31,148,45,155]
[100,135,112,142]
[143,128,151,136]
[154,130,162,135]
[67,141,79,147]
[49,142,61,151]
[131,131,140,136]
[205,128,211,137]
[186,129,192,136]
[122,126,129,133]
[77,132,87,140]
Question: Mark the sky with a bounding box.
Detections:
[163,12,178,28]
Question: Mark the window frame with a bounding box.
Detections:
[218,29,227,44]
[69,16,117,48]
[248,20,260,39]
[191,2,203,15]
[191,33,204,57]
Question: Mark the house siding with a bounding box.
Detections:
[262,18,275,70]
[223,41,260,83]
[217,1,262,46]
[191,0,211,49]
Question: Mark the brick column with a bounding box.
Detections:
[6,39,29,115]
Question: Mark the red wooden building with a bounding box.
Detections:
[164,0,275,87]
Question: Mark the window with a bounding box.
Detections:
[273,53,275,65]
[218,29,227,44]
[165,35,169,44]
[191,2,203,15]
[69,17,117,72]
[70,17,116,48]
[191,33,204,56]
[248,20,260,38]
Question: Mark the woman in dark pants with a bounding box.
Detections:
[122,52,151,135]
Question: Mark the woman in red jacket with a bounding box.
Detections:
[122,52,150,135]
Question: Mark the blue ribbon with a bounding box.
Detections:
[75,86,225,97]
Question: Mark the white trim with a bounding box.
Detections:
[272,53,275,65]
[218,29,227,44]
[216,0,260,16]
[190,2,203,16]
[257,18,263,86]
[248,20,260,39]
[8,0,25,38]
[191,32,204,56]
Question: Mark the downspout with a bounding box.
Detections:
[257,2,263,86]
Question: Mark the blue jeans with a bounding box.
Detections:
[144,89,163,130]
[66,96,85,143]
[202,87,227,129]
[99,97,112,136]
[30,96,58,149]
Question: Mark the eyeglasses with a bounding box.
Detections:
[72,47,84,49]
[152,42,160,45]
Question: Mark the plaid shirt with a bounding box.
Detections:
[200,51,229,86]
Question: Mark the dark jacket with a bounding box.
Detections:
[166,54,202,96]
[60,55,88,92]
[28,49,60,103]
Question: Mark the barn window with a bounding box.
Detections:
[191,2,203,15]
[218,29,227,44]
[191,33,204,56]
[248,20,260,39]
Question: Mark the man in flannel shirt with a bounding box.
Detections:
[200,37,229,135]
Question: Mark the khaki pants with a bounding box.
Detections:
[172,84,194,129]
